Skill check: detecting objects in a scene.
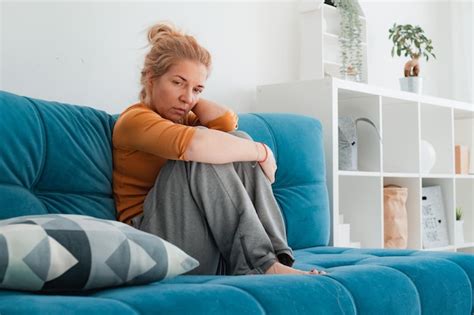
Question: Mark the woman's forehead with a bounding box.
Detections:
[168,60,207,86]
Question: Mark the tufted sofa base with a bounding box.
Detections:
[0,247,472,315]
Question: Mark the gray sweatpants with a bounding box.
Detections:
[135,130,294,275]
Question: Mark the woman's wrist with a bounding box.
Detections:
[256,142,268,163]
[259,143,268,163]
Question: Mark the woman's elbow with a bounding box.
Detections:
[183,139,197,161]
[183,128,204,161]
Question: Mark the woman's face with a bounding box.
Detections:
[149,59,207,123]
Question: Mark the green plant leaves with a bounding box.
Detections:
[388,23,436,63]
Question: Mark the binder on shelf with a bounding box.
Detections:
[421,185,450,249]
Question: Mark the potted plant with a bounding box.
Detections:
[332,0,364,82]
[455,207,465,244]
[388,23,436,93]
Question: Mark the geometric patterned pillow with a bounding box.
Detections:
[0,214,199,292]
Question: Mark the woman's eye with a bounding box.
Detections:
[173,81,182,85]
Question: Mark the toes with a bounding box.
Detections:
[309,268,327,275]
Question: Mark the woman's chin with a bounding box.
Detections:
[171,115,184,123]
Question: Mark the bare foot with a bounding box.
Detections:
[265,262,326,275]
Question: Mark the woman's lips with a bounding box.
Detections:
[173,108,186,115]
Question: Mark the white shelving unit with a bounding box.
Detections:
[298,0,368,83]
[256,77,474,252]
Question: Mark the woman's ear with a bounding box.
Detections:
[147,76,154,89]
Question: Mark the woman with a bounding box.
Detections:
[113,22,324,276]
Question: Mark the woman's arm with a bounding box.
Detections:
[183,127,277,183]
[183,128,265,164]
[192,98,228,125]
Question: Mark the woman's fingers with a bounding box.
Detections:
[260,164,274,183]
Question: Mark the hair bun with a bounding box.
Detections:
[147,22,179,45]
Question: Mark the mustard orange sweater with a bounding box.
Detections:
[112,103,238,223]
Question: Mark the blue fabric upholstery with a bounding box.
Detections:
[0,90,473,314]
[0,91,116,220]
[237,113,330,249]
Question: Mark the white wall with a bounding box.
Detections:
[450,0,473,103]
[361,1,453,100]
[256,2,299,86]
[1,1,264,114]
[1,1,472,115]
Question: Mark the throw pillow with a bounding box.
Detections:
[0,214,199,292]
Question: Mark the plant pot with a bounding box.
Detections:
[455,220,465,244]
[399,77,423,94]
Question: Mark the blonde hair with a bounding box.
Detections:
[139,22,212,106]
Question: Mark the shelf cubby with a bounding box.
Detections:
[455,178,474,246]
[420,103,454,174]
[298,2,368,83]
[453,109,473,175]
[422,178,455,248]
[323,35,341,65]
[382,97,419,174]
[383,177,422,250]
[338,176,382,248]
[338,90,381,172]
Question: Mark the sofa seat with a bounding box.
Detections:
[1,246,472,315]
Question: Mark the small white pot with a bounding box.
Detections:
[399,77,423,94]
[455,220,465,244]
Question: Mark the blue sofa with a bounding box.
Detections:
[0,90,473,315]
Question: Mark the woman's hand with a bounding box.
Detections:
[258,144,277,184]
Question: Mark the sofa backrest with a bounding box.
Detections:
[0,91,117,220]
[0,91,330,249]
[238,114,330,249]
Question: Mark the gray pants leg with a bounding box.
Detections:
[138,130,294,275]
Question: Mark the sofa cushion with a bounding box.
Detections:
[0,214,198,292]
[238,113,330,250]
[0,91,116,220]
[1,246,471,314]
[294,247,474,314]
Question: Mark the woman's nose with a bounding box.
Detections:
[179,88,193,104]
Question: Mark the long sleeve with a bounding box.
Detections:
[113,105,196,160]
